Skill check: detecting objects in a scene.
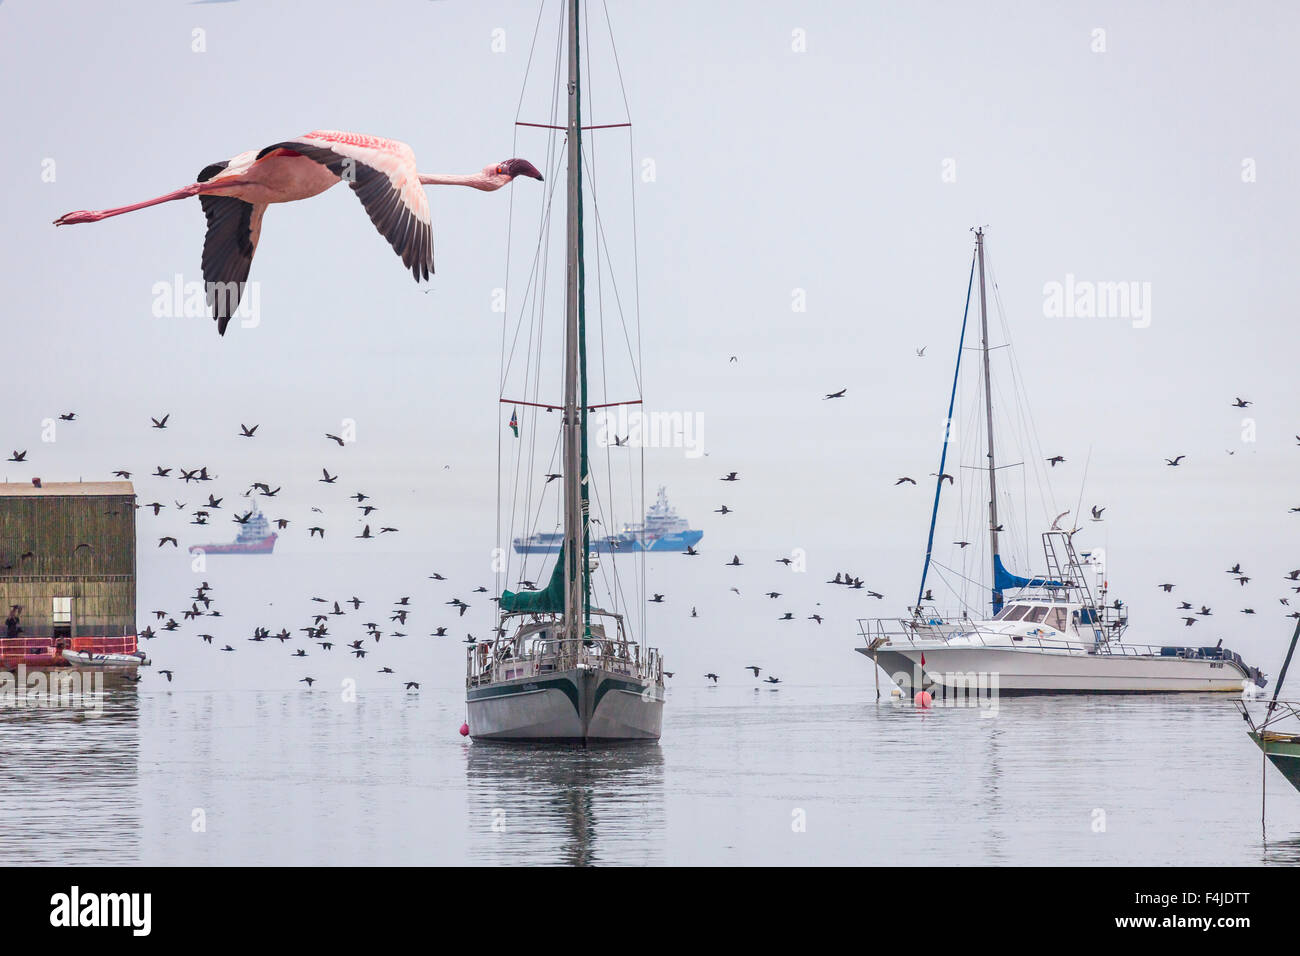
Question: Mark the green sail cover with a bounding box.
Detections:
[500,544,566,614]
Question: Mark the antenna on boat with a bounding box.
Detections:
[975,228,1003,614]
[1069,445,1092,537]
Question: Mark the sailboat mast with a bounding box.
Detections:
[562,0,588,641]
[975,228,1003,613]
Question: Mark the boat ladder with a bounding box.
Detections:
[1043,531,1106,642]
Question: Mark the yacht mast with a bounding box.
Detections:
[562,0,589,641]
[975,228,1003,613]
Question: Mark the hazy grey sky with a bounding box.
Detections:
[2,1,1298,676]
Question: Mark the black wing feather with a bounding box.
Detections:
[199,195,257,336]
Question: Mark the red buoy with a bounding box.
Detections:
[458,722,470,737]
[914,690,932,708]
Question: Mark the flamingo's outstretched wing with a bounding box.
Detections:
[256,132,432,281]
[198,161,266,335]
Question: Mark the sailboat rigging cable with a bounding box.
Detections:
[499,7,566,603]
[917,250,976,608]
[469,0,665,742]
[987,256,1061,528]
[496,0,646,635]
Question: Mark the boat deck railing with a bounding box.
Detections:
[857,615,1228,661]
[1235,697,1300,736]
[467,635,662,688]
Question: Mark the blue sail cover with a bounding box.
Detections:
[993,554,1063,593]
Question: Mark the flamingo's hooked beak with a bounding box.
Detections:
[499,158,544,181]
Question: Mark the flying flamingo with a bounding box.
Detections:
[53,130,543,334]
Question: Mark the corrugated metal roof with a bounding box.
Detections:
[0,481,135,497]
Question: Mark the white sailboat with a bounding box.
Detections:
[857,230,1266,696]
[465,0,665,742]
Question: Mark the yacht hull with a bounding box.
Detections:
[859,645,1253,694]
[467,666,663,742]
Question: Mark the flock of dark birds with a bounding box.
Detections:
[688,388,1299,683]
[1158,561,1300,629]
[5,411,456,691]
[125,575,438,693]
[841,390,1300,638]
[4,389,1296,692]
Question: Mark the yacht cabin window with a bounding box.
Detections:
[996,605,1029,621]
[1023,606,1049,624]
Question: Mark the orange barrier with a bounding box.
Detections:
[67,635,137,654]
[0,634,137,668]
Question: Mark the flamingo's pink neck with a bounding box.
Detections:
[418,171,500,191]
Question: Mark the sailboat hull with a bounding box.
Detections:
[1249,732,1300,791]
[861,645,1254,694]
[467,666,663,742]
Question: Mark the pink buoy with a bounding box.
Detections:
[458,722,470,737]
[914,690,932,708]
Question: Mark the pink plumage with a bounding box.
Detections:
[54,130,543,334]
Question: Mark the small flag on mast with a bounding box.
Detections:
[509,407,519,438]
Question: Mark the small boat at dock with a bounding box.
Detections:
[0,635,147,671]
[59,649,151,669]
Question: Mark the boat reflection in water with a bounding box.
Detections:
[1261,836,1300,865]
[0,683,141,865]
[464,743,664,866]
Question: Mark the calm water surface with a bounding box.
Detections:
[2,682,1297,865]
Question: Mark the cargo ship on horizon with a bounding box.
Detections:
[190,507,277,555]
[513,486,702,554]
